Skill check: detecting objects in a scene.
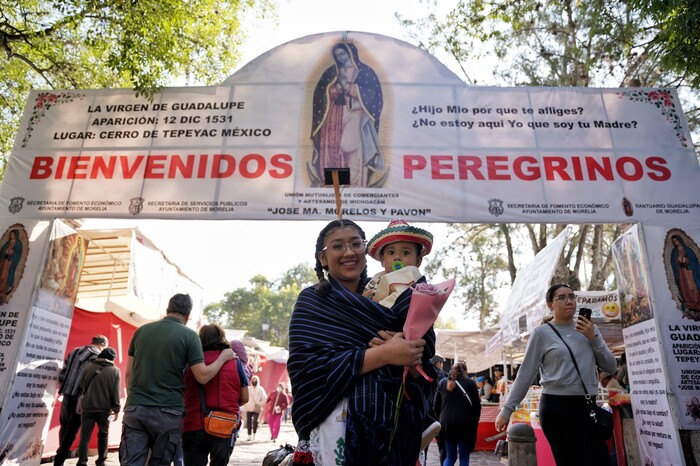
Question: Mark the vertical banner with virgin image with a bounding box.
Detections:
[0,219,51,464]
[0,220,52,397]
[612,225,684,465]
[0,220,40,396]
[642,223,700,431]
[0,220,88,465]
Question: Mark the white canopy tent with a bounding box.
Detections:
[74,226,204,326]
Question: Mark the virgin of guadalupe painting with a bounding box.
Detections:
[0,224,29,305]
[664,229,700,321]
[40,233,87,300]
[307,41,388,188]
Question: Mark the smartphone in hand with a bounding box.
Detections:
[578,307,592,321]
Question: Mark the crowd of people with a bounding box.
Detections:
[53,219,626,466]
[54,295,294,466]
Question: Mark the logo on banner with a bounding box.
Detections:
[488,199,504,217]
[8,197,24,214]
[129,197,145,215]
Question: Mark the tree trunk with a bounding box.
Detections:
[501,224,517,284]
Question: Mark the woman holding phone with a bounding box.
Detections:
[495,284,616,466]
[434,361,481,466]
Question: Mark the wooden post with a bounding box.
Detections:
[332,170,342,220]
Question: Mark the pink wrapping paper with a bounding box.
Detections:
[403,279,456,340]
[402,278,456,392]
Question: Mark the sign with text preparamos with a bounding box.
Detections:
[1,31,699,222]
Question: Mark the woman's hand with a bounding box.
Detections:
[575,316,596,340]
[368,330,396,347]
[360,332,425,374]
[381,332,425,367]
[495,415,510,432]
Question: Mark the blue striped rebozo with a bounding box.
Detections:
[288,276,436,464]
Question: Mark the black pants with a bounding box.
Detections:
[182,430,234,466]
[77,412,110,466]
[539,394,610,466]
[246,411,260,435]
[54,394,81,466]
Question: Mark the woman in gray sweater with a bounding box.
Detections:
[495,284,617,466]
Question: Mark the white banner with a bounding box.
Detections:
[0,307,72,466]
[612,225,685,464]
[574,290,621,322]
[1,32,699,223]
[129,230,204,324]
[499,227,570,344]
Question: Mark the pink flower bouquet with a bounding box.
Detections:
[391,278,457,446]
[403,278,456,391]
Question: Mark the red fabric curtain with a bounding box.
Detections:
[44,307,137,457]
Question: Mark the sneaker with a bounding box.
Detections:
[252,433,256,441]
[247,435,251,441]
[420,421,441,450]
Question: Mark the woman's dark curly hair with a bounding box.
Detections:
[314,219,368,296]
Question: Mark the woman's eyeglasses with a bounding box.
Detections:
[553,294,577,302]
[323,240,367,255]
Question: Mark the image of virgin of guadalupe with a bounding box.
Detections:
[0,225,29,305]
[308,42,388,188]
[664,230,700,321]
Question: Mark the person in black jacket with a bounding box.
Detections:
[76,347,121,466]
[54,335,108,466]
[433,361,481,466]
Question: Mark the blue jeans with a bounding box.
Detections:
[77,412,110,466]
[119,405,183,466]
[182,430,234,466]
[443,438,471,466]
[173,445,183,466]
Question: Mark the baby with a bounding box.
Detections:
[365,219,441,455]
[364,219,433,307]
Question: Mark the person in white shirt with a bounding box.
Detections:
[241,375,267,441]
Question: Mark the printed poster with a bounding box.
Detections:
[0,221,87,465]
[612,225,684,465]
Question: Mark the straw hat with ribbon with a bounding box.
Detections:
[366,219,433,261]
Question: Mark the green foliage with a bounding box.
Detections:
[425,224,510,330]
[203,263,316,347]
[434,316,458,330]
[630,0,700,89]
[0,0,275,171]
[402,0,656,86]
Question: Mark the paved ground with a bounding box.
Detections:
[59,421,507,465]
